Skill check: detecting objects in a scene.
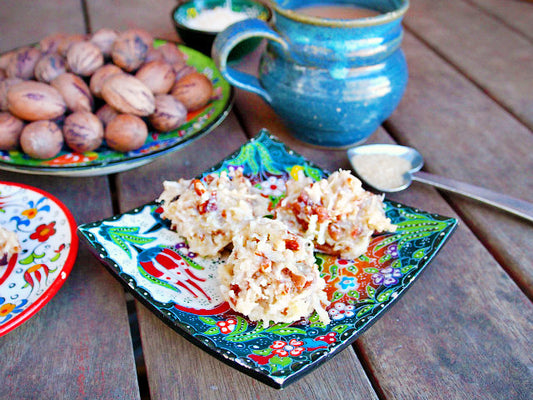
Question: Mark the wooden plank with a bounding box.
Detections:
[0,172,141,400]
[85,0,179,40]
[0,0,86,51]
[1,2,140,398]
[389,32,533,298]
[357,169,533,400]
[136,302,378,400]
[466,0,533,40]
[404,0,533,130]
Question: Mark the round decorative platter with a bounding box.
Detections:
[0,181,78,337]
[0,40,232,177]
[78,130,458,389]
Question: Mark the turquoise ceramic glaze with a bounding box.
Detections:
[213,0,409,147]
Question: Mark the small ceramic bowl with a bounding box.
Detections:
[172,0,271,61]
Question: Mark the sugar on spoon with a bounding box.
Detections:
[347,144,533,223]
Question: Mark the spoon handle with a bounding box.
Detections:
[412,171,533,223]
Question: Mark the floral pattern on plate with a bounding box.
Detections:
[0,40,232,177]
[0,182,78,336]
[78,130,457,388]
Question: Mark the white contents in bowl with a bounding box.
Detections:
[351,153,412,191]
[185,6,255,32]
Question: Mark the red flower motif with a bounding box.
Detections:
[216,318,237,334]
[30,222,56,242]
[316,332,337,344]
[270,339,305,357]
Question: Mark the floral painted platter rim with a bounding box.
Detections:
[0,40,232,177]
[77,130,458,388]
[0,181,78,337]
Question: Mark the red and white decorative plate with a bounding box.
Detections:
[0,181,78,336]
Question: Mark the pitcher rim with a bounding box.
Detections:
[264,0,409,27]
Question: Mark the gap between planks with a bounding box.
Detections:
[109,175,152,399]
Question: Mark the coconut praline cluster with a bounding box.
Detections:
[158,169,396,325]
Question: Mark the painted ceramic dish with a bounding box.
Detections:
[0,40,232,177]
[78,130,457,388]
[0,181,78,337]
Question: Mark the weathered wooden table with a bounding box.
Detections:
[1,1,532,399]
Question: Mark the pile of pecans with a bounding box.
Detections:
[0,28,214,159]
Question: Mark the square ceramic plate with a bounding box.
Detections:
[78,130,457,388]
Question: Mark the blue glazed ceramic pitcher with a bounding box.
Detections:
[213,0,409,148]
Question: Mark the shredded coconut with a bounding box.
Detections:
[158,168,397,324]
[0,226,21,266]
[219,217,330,325]
[158,169,269,257]
[275,169,396,259]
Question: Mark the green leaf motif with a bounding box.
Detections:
[199,316,217,325]
[377,289,395,303]
[347,265,358,274]
[303,164,323,181]
[364,267,379,274]
[256,142,283,175]
[329,264,339,280]
[357,305,373,318]
[227,143,255,171]
[232,316,249,335]
[413,249,426,259]
[401,264,415,274]
[379,254,392,263]
[308,311,327,328]
[270,355,292,372]
[393,217,449,250]
[204,327,220,335]
[226,333,266,343]
[366,285,376,298]
[331,291,344,302]
[269,326,307,336]
[332,324,349,334]
[101,225,156,258]
[19,251,45,265]
[252,348,272,356]
[138,266,181,293]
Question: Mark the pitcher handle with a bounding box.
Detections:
[212,19,288,104]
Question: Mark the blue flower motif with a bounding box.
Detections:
[328,302,355,321]
[338,276,358,291]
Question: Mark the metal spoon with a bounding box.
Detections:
[347,144,533,223]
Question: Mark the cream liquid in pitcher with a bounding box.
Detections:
[295,4,380,19]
